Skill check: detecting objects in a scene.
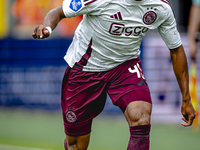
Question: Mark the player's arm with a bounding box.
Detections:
[32,5,66,39]
[188,4,200,59]
[170,45,195,126]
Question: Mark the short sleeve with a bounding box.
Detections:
[157,5,182,49]
[62,0,88,18]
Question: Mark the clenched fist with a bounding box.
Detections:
[32,25,51,39]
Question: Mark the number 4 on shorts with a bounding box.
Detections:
[128,63,145,79]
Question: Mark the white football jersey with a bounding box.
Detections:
[62,0,182,72]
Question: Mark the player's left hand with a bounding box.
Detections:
[181,100,195,127]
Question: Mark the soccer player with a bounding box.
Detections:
[188,0,200,131]
[188,0,200,60]
[32,0,196,149]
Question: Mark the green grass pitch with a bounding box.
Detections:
[0,108,199,150]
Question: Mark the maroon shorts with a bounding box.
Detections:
[61,58,152,136]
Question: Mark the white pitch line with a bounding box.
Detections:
[0,144,51,150]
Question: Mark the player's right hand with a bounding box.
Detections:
[32,25,50,39]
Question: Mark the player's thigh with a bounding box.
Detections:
[67,133,91,150]
[61,67,107,136]
[124,101,152,126]
[107,58,152,126]
[62,91,107,136]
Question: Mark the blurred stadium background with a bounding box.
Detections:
[0,0,200,150]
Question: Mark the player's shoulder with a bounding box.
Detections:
[147,0,173,16]
[154,0,172,10]
[63,0,109,17]
[82,0,110,7]
[80,0,112,11]
[62,0,105,9]
[82,0,102,6]
[147,0,171,8]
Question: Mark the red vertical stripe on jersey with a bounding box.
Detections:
[114,14,118,20]
[117,12,122,20]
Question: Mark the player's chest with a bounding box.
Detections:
[97,4,162,37]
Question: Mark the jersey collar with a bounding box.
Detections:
[126,0,148,4]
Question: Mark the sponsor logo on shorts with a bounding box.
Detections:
[143,11,157,25]
[66,110,77,123]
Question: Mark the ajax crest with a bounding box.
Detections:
[66,110,77,123]
[143,11,157,25]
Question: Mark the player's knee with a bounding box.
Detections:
[125,101,152,126]
[67,141,89,150]
[68,145,78,150]
[66,134,90,150]
[129,111,150,125]
[67,143,88,150]
[138,112,151,125]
